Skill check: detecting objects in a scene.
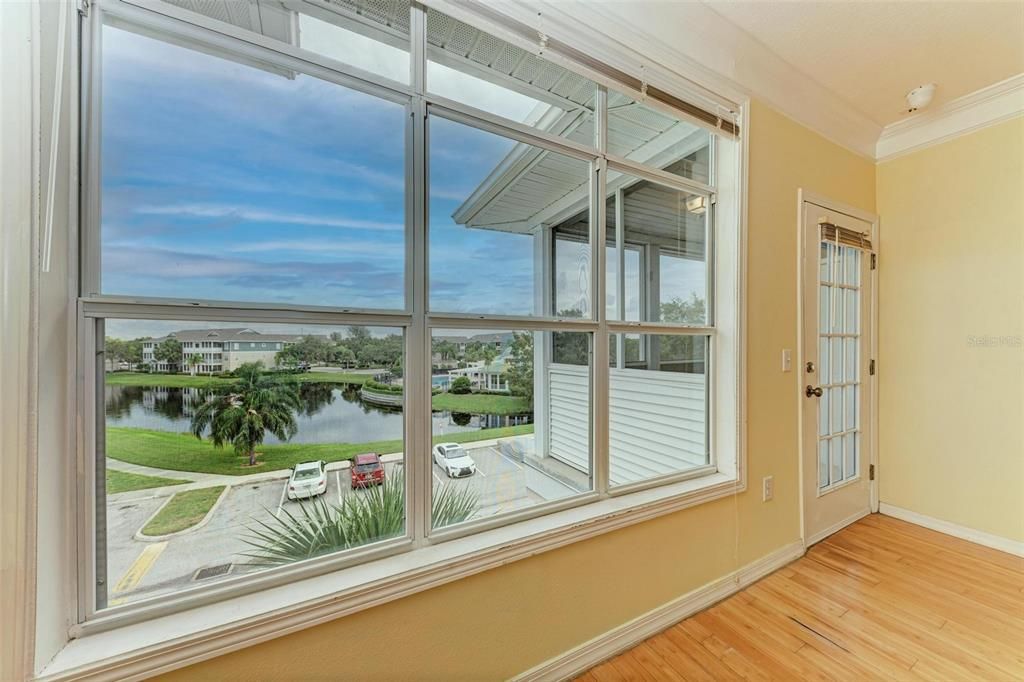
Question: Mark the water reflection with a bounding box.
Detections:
[106,384,530,445]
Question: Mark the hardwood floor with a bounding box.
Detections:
[578,514,1024,681]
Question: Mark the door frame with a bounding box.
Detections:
[796,189,880,547]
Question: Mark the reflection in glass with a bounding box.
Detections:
[608,92,711,183]
[100,319,405,608]
[609,334,708,486]
[431,328,591,529]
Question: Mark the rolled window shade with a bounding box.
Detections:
[820,222,872,250]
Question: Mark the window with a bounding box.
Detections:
[78,0,742,629]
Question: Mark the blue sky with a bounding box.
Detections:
[102,22,704,338]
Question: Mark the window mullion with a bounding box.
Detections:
[409,3,430,547]
[592,156,610,497]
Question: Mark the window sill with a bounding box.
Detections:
[37,472,741,681]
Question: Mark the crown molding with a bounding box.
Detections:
[876,74,1024,162]
[450,0,882,159]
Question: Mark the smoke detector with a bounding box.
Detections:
[906,83,937,113]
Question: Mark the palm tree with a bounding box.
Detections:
[187,353,203,376]
[190,366,302,467]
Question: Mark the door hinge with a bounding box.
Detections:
[869,359,876,375]
[869,464,876,481]
[870,253,877,270]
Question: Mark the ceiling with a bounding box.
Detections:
[702,0,1024,128]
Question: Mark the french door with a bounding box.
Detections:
[800,197,876,545]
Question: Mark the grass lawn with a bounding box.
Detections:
[106,468,190,494]
[141,486,226,536]
[107,424,535,476]
[105,371,375,388]
[432,392,530,415]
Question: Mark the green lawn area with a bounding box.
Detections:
[107,424,534,476]
[105,371,374,388]
[141,486,226,536]
[432,392,530,415]
[106,468,190,494]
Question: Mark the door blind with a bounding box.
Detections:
[820,222,872,250]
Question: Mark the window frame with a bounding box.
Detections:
[69,0,747,642]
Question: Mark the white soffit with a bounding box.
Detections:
[876,74,1024,161]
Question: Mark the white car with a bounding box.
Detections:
[287,460,327,500]
[432,443,476,478]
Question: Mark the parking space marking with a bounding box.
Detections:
[274,480,288,518]
[432,467,442,486]
[113,541,167,595]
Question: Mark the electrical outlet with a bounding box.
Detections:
[781,349,792,372]
[762,475,774,502]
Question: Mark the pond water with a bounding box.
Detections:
[105,384,531,445]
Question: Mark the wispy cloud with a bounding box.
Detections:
[135,204,403,231]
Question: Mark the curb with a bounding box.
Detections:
[135,484,231,542]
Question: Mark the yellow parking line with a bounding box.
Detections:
[113,541,167,594]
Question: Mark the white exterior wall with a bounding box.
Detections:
[547,364,707,485]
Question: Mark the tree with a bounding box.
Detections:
[449,376,472,394]
[660,293,706,324]
[503,332,534,408]
[480,345,498,369]
[187,353,203,376]
[124,339,144,371]
[105,337,125,371]
[153,338,182,371]
[190,364,302,467]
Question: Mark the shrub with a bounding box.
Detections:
[365,379,403,394]
[450,376,472,394]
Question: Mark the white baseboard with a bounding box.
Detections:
[512,540,805,682]
[879,503,1024,558]
[805,507,871,547]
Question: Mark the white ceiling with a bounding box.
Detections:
[701,0,1024,128]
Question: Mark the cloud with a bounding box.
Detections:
[135,204,403,232]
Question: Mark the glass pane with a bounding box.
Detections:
[844,384,856,431]
[819,336,829,382]
[553,237,590,317]
[819,242,829,284]
[831,288,844,333]
[430,328,591,529]
[818,387,829,438]
[845,289,858,332]
[101,318,404,608]
[607,172,708,324]
[608,91,711,183]
[427,8,597,144]
[844,432,856,480]
[830,337,843,385]
[100,23,406,308]
[145,0,411,83]
[819,286,830,333]
[429,116,590,316]
[818,440,829,488]
[830,436,843,484]
[843,247,859,286]
[844,338,858,383]
[609,334,708,486]
[830,386,842,435]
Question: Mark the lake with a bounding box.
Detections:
[105,384,531,445]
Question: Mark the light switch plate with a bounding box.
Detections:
[762,475,774,501]
[781,349,792,372]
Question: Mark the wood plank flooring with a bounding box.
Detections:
[578,514,1024,681]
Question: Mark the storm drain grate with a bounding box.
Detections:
[193,563,232,581]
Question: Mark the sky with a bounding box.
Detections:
[101,15,705,340]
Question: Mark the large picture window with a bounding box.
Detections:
[80,0,742,622]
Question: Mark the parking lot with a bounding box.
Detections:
[105,444,578,605]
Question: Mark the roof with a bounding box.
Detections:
[145,328,326,344]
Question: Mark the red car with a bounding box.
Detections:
[351,452,385,488]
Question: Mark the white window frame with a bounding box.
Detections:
[26,0,749,677]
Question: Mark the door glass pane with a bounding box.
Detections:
[830,437,843,483]
[830,386,842,434]
[819,336,829,384]
[818,440,829,488]
[818,388,829,437]
[844,384,856,431]
[844,338,857,382]
[830,337,843,384]
[844,432,856,479]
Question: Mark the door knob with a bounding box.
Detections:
[805,385,823,398]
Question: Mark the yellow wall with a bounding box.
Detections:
[158,100,876,681]
[877,117,1024,542]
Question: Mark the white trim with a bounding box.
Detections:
[37,473,742,681]
[804,508,870,548]
[512,540,805,682]
[879,504,1024,558]
[876,74,1024,161]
